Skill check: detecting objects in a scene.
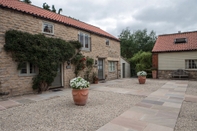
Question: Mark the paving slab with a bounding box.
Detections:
[0,100,21,109]
[143,123,173,131]
[96,80,188,131]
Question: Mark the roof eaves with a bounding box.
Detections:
[152,49,197,53]
[0,3,119,42]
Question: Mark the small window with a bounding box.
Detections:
[174,38,187,44]
[78,32,91,51]
[19,63,38,76]
[20,63,27,74]
[109,61,116,72]
[185,59,197,69]
[43,22,54,34]
[106,39,109,46]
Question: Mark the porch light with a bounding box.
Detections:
[67,60,71,65]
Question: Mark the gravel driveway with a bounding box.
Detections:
[174,81,197,131]
[0,79,196,131]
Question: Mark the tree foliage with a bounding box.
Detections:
[22,0,31,4]
[4,30,81,93]
[129,51,152,72]
[119,28,157,59]
[51,5,56,13]
[42,3,63,14]
[43,2,50,11]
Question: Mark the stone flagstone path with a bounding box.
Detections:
[96,81,188,131]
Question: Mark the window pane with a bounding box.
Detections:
[43,23,53,33]
[79,33,84,47]
[106,39,109,46]
[185,59,197,69]
[189,60,192,68]
[30,63,36,74]
[194,60,197,68]
[112,62,115,71]
[85,35,89,48]
[20,63,27,74]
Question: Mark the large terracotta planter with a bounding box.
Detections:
[138,76,146,84]
[152,70,157,79]
[72,88,89,106]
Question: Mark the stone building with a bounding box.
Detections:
[0,0,120,96]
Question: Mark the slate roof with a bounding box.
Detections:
[0,0,119,41]
[152,31,197,53]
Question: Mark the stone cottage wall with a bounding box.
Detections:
[0,8,120,96]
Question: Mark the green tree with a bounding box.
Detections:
[42,3,63,14]
[22,0,31,4]
[51,5,56,13]
[119,28,157,59]
[129,51,152,72]
[43,2,50,11]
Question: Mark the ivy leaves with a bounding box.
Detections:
[4,30,81,92]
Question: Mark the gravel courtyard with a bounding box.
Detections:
[174,80,197,131]
[0,79,196,131]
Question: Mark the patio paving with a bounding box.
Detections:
[0,79,192,131]
[96,80,188,131]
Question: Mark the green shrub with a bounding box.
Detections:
[129,50,152,73]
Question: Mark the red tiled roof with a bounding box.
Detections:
[0,0,119,41]
[152,31,197,52]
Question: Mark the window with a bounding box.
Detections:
[109,61,116,72]
[78,32,91,51]
[185,59,197,69]
[174,38,187,44]
[106,39,109,46]
[19,63,37,76]
[42,22,54,34]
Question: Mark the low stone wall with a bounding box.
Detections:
[158,70,197,80]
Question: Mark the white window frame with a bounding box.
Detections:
[78,32,91,51]
[19,62,38,76]
[109,61,116,72]
[106,39,110,46]
[185,59,197,69]
[42,22,54,35]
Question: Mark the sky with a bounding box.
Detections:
[30,0,197,38]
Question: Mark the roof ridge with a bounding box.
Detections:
[159,30,197,36]
[0,0,118,41]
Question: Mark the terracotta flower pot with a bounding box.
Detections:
[72,88,89,106]
[138,76,146,84]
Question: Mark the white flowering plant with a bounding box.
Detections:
[137,71,147,76]
[70,77,90,89]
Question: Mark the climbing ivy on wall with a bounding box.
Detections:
[4,30,82,93]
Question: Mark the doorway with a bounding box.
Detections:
[98,59,104,80]
[51,64,62,87]
[122,63,125,78]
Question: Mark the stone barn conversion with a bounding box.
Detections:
[0,0,121,96]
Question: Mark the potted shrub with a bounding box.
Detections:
[151,67,157,79]
[93,72,99,84]
[70,77,90,106]
[137,71,147,84]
